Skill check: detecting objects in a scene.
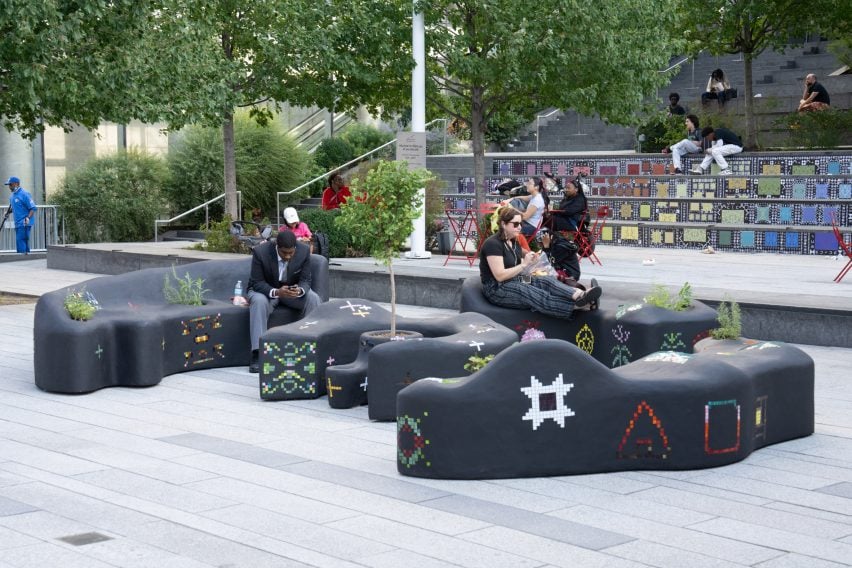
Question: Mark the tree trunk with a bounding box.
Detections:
[389,261,396,337]
[743,53,756,149]
[223,112,239,220]
[470,86,486,218]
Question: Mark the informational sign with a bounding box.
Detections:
[396,132,427,171]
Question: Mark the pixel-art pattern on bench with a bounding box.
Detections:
[258,299,517,419]
[396,338,814,479]
[34,256,329,394]
[460,276,718,369]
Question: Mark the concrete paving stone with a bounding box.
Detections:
[257,436,395,473]
[299,484,492,536]
[0,439,107,476]
[404,478,570,514]
[357,548,466,568]
[686,471,852,516]
[601,539,750,568]
[616,471,775,505]
[0,510,110,543]
[688,517,852,565]
[554,472,659,495]
[327,514,549,568]
[498,477,715,527]
[754,552,851,568]
[0,525,40,550]
[172,453,335,495]
[202,504,396,560]
[815,481,852,499]
[72,469,238,514]
[159,433,307,468]
[0,481,159,536]
[0,406,96,434]
[712,462,839,490]
[551,505,783,565]
[765,502,852,527]
[71,537,216,568]
[756,455,852,484]
[62,446,218,485]
[184,476,358,524]
[67,428,203,461]
[458,525,647,568]
[422,494,633,550]
[0,469,30,489]
[0,422,100,454]
[0,542,120,568]
[100,520,302,568]
[247,535,381,568]
[278,460,451,503]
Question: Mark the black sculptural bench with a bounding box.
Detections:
[257,299,517,420]
[460,276,718,368]
[396,338,815,479]
[34,257,329,394]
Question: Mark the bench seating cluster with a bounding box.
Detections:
[33,257,329,393]
[397,337,815,479]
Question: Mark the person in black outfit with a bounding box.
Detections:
[548,179,587,232]
[667,92,686,116]
[798,74,830,112]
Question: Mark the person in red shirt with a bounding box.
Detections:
[321,173,351,210]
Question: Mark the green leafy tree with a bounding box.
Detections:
[676,0,847,148]
[52,150,169,243]
[313,137,356,172]
[335,161,435,335]
[418,0,682,211]
[339,123,395,158]
[165,113,313,218]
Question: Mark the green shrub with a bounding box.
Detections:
[711,296,742,340]
[464,354,494,373]
[51,150,168,243]
[339,123,394,158]
[64,288,96,321]
[163,266,209,305]
[638,113,684,153]
[644,282,693,311]
[313,136,355,171]
[165,112,314,221]
[775,109,852,149]
[193,216,250,254]
[298,208,358,258]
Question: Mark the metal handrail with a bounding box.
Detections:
[0,205,59,253]
[153,191,241,242]
[659,55,692,73]
[536,109,561,152]
[276,118,449,223]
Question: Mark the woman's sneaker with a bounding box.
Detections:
[719,168,732,175]
[689,166,705,175]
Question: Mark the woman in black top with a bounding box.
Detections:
[479,207,601,318]
[549,180,587,232]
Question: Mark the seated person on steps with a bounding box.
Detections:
[663,114,702,174]
[479,206,601,319]
[667,92,686,116]
[701,68,732,107]
[798,73,830,112]
[690,126,742,176]
[279,207,312,244]
[247,231,321,373]
[321,173,351,210]
[506,177,549,236]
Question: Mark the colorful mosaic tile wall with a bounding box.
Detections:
[444,153,851,255]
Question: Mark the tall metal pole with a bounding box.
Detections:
[405,8,430,259]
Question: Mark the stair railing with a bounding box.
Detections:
[276,118,448,223]
[154,191,241,242]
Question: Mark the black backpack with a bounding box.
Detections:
[312,232,330,258]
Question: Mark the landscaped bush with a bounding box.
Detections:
[775,109,852,149]
[339,123,394,158]
[313,136,355,172]
[297,208,358,258]
[165,113,314,221]
[52,150,169,243]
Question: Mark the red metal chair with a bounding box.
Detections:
[830,214,852,283]
[576,206,610,265]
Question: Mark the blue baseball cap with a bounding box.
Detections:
[4,176,20,185]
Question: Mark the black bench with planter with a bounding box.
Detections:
[34,257,329,394]
[258,299,518,420]
[461,276,718,368]
[396,337,814,479]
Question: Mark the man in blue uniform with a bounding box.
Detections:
[3,176,37,254]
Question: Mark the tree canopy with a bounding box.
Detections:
[676,0,849,147]
[417,0,684,209]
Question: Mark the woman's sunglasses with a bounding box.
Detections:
[508,221,522,228]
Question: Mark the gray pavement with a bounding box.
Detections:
[0,254,851,567]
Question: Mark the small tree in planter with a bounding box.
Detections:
[711,295,742,340]
[336,160,435,336]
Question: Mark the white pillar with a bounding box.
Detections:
[405,8,430,259]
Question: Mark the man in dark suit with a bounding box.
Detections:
[247,230,321,372]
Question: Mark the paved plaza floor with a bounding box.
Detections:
[0,253,850,567]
